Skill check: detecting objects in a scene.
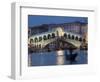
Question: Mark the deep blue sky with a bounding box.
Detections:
[28,15,88,27]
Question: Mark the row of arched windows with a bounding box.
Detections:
[30,33,83,44]
[64,33,82,41]
[30,33,56,44]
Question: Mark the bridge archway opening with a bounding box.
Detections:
[64,33,67,38]
[72,35,74,40]
[39,36,42,42]
[55,27,64,37]
[34,37,38,42]
[68,34,71,39]
[43,35,47,40]
[30,39,34,44]
[52,33,55,38]
[48,34,52,39]
[75,36,78,41]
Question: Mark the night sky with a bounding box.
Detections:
[28,15,88,27]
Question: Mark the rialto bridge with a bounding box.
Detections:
[28,27,85,50]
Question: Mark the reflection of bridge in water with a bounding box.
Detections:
[28,27,85,52]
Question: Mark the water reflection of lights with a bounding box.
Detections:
[57,50,64,56]
[56,55,64,65]
[56,50,65,65]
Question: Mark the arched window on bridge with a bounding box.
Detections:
[75,36,78,41]
[72,35,74,40]
[79,37,82,42]
[64,33,67,38]
[39,37,42,42]
[30,39,33,44]
[52,33,55,38]
[43,35,47,40]
[68,34,71,39]
[48,34,51,39]
[34,37,38,42]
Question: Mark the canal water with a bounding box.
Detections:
[29,50,87,66]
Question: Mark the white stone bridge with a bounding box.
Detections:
[28,27,83,49]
